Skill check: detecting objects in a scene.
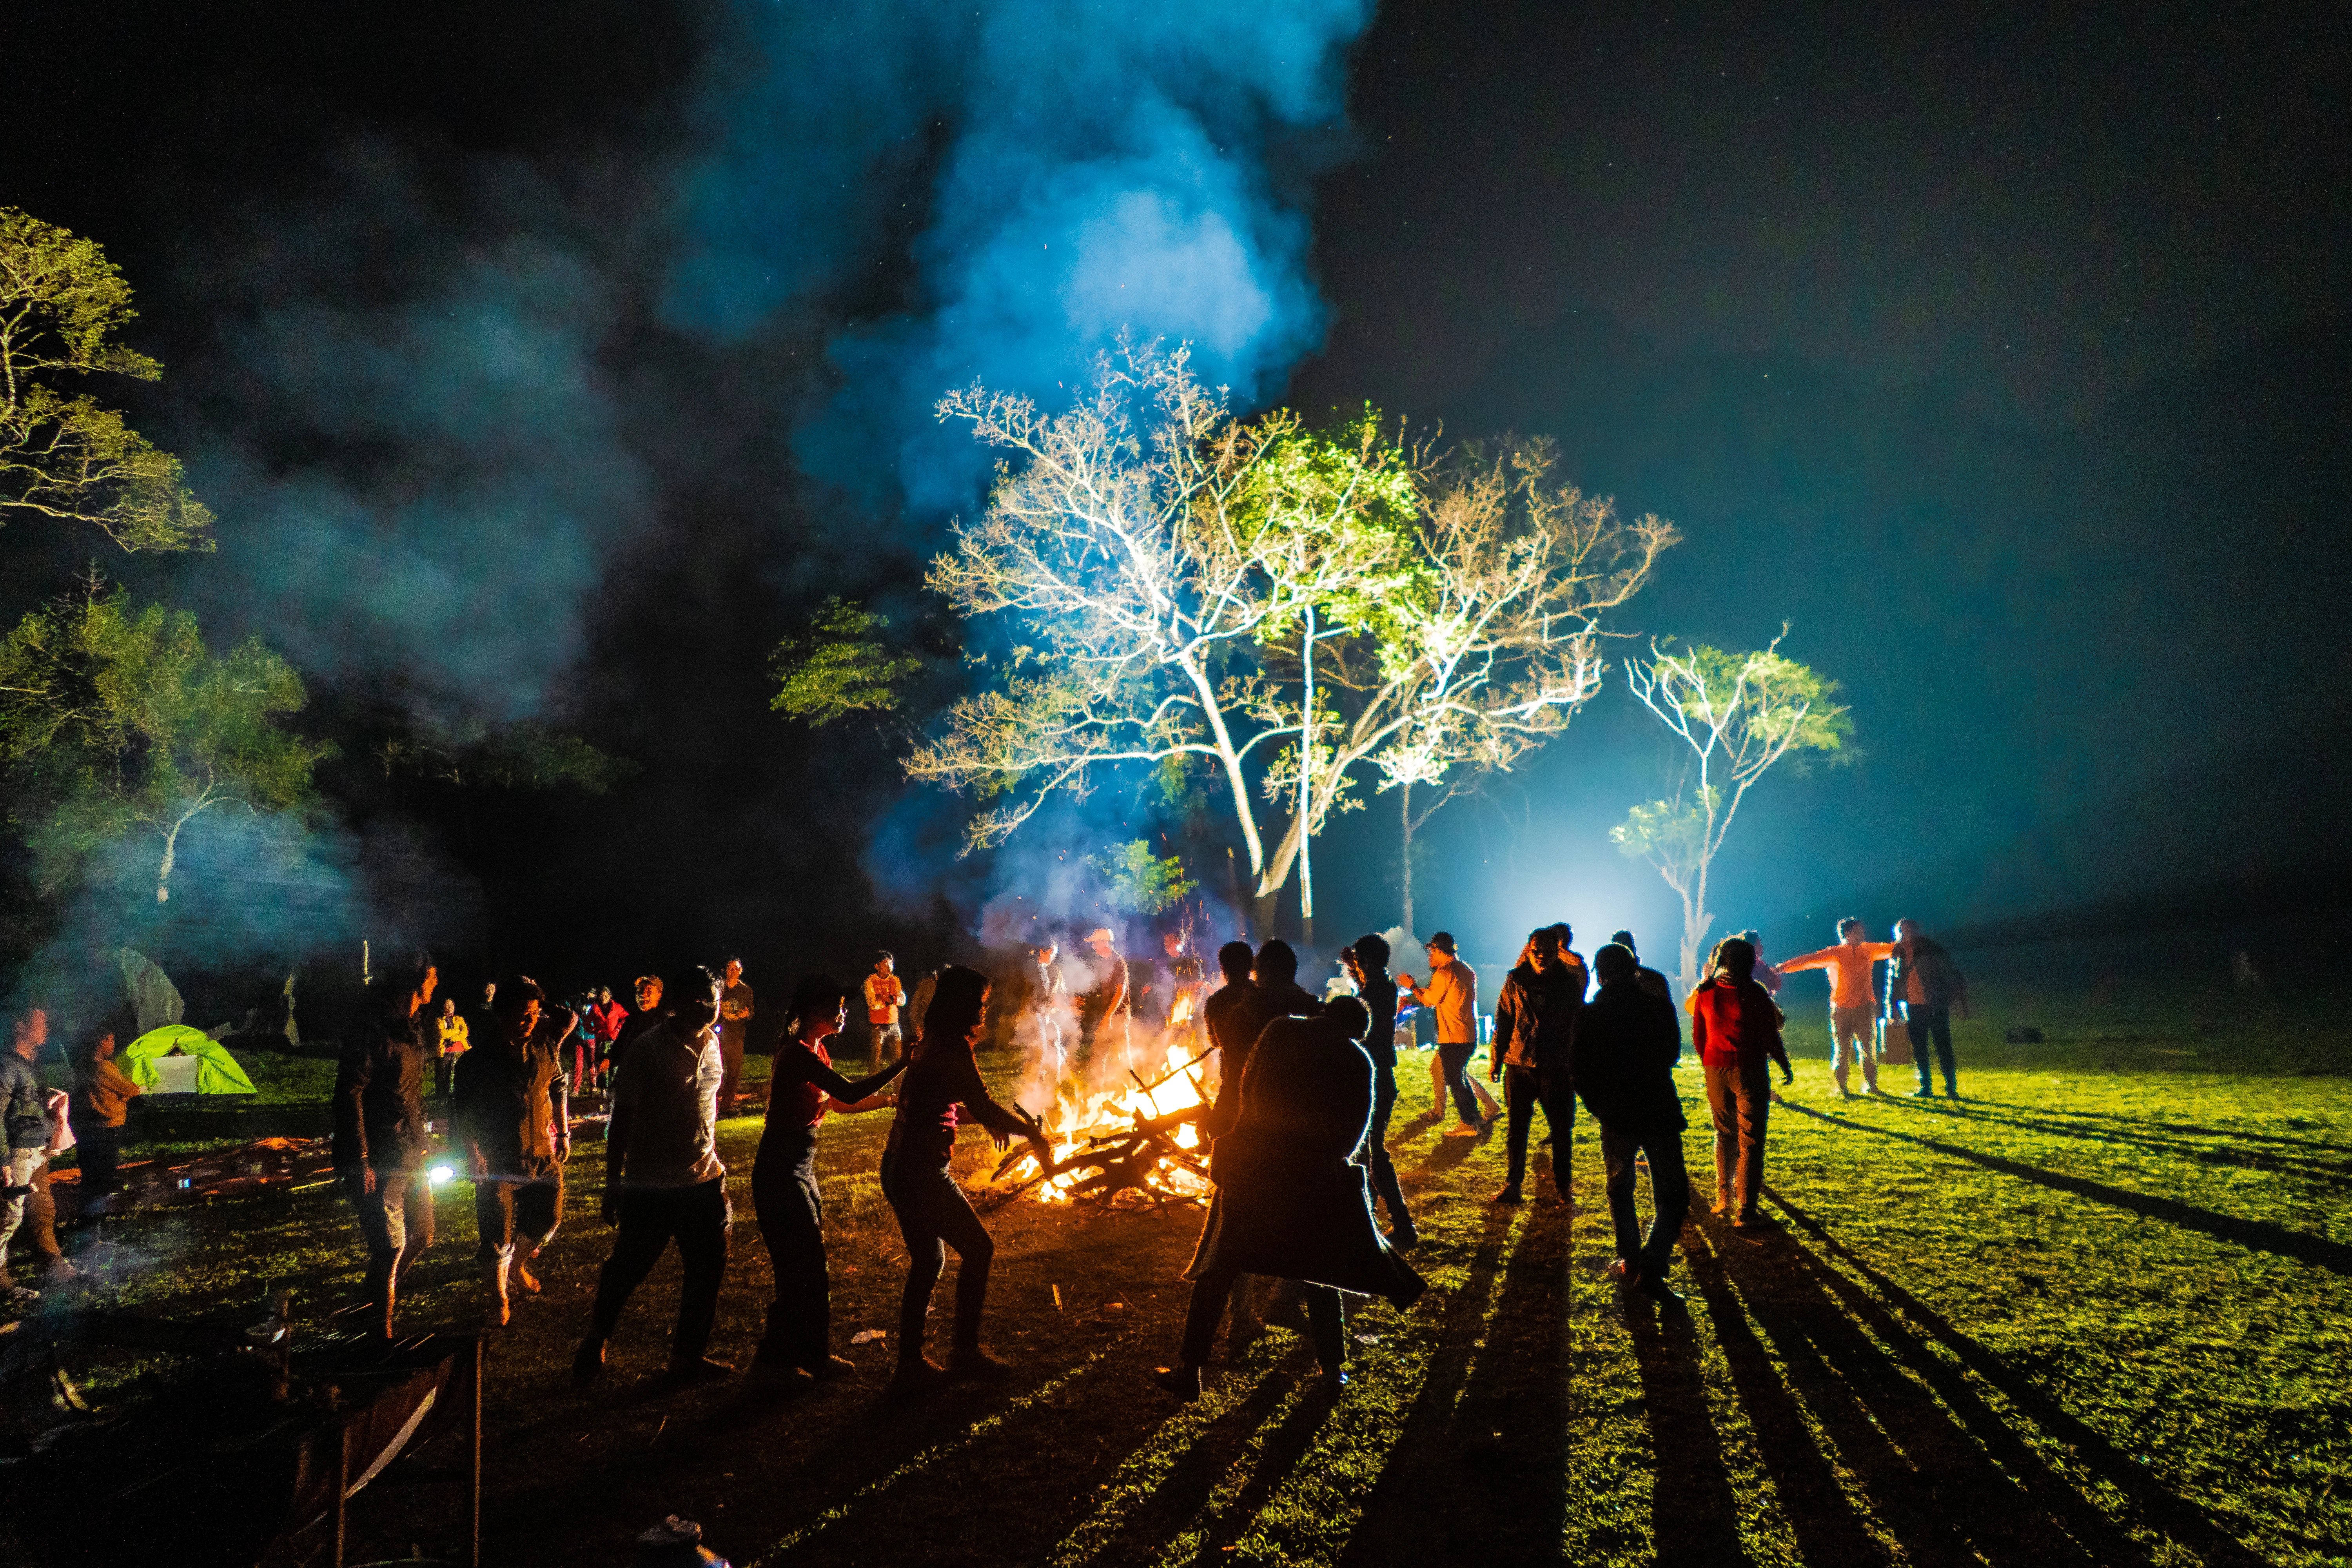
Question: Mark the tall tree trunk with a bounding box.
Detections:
[1399,780,1414,936]
[1677,858,1713,995]
[1298,608,1315,953]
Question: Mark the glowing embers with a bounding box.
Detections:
[984,1032,1215,1209]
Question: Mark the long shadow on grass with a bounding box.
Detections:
[1619,1274,1744,1566]
[1886,1100,2352,1183]
[1334,1203,1523,1565]
[1780,1102,2352,1276]
[1338,1202,1570,1564]
[1681,1220,1882,1566]
[1700,1206,2117,1568]
[1975,1103,2352,1158]
[1066,1362,1305,1567]
[1765,1192,2272,1567]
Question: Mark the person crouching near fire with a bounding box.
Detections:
[1152,997,1427,1400]
[748,975,909,1389]
[880,965,1051,1399]
[455,975,577,1328]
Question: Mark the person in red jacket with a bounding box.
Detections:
[1689,936,1793,1231]
[586,986,629,1090]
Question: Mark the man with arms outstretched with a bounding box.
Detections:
[1777,918,1896,1096]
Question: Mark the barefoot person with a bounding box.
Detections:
[879,965,1050,1397]
[333,953,439,1339]
[1689,938,1793,1231]
[1575,944,1689,1296]
[1153,998,1426,1399]
[1777,918,1897,1096]
[576,965,735,1387]
[749,976,909,1386]
[455,976,576,1328]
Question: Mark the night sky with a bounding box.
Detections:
[0,0,2343,1004]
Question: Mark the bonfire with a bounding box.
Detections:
[980,992,1217,1210]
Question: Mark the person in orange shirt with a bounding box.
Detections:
[1776,918,1897,1096]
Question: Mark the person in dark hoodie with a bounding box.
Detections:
[1488,925,1585,1205]
[1343,935,1414,1247]
[1573,944,1690,1296]
[1610,931,1681,1007]
[1202,940,1322,1140]
[1887,918,1969,1098]
[1689,937,1793,1230]
[1200,941,1257,1087]
[333,952,439,1339]
[1153,998,1426,1399]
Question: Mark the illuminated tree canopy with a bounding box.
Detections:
[902,343,1677,911]
[1612,633,1854,990]
[0,580,332,904]
[0,208,214,553]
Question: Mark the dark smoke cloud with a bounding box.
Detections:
[179,144,659,719]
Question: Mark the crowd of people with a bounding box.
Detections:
[0,913,1966,1400]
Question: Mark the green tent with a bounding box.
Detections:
[121,1025,257,1095]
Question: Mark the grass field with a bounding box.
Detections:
[7,981,2348,1566]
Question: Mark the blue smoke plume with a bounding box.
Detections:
[668,0,1375,514]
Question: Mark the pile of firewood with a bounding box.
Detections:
[980,1065,1216,1210]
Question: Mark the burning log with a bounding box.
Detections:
[974,1040,1219,1210]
